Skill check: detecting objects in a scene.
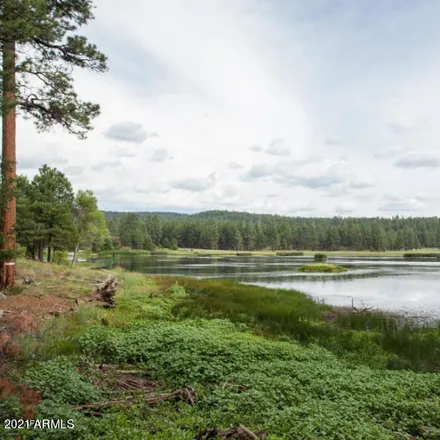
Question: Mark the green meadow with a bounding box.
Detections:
[2,262,440,439]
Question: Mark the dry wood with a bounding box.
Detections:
[197,424,264,439]
[115,378,148,390]
[76,387,196,414]
[351,298,373,313]
[91,275,118,308]
[238,425,259,440]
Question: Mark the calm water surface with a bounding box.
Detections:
[96,255,440,318]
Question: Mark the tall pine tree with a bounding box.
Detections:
[0,0,107,287]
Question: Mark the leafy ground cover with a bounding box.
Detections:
[1,261,440,439]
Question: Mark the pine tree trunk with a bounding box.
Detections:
[47,232,52,262]
[38,240,44,261]
[0,39,17,289]
[71,242,80,267]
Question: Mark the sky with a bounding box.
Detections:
[16,0,440,217]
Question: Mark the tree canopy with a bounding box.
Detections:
[16,165,111,262]
[105,210,440,252]
[0,0,107,136]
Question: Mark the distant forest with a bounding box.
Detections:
[104,210,440,251]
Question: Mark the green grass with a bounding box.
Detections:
[276,251,304,256]
[172,278,329,342]
[100,247,440,258]
[171,277,440,371]
[4,262,440,439]
[403,252,440,258]
[97,250,152,257]
[298,264,348,273]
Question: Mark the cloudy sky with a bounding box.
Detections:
[17,0,440,216]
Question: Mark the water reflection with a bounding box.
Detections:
[95,255,440,317]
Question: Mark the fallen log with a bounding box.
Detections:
[197,424,264,439]
[91,275,118,308]
[75,387,196,415]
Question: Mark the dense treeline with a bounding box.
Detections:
[105,210,440,252]
[15,165,112,263]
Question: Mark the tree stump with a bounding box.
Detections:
[92,275,118,308]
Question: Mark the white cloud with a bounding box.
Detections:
[171,173,216,192]
[151,147,172,162]
[394,151,440,169]
[335,202,357,214]
[229,162,243,170]
[265,138,290,156]
[378,196,426,213]
[104,122,150,144]
[13,0,440,216]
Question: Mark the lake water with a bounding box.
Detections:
[95,255,440,318]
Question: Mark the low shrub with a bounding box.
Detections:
[22,356,100,404]
[298,264,347,273]
[276,251,304,256]
[168,282,188,298]
[52,250,69,265]
[314,253,328,262]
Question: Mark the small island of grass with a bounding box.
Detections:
[298,264,348,273]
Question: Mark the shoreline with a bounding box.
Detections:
[97,247,440,258]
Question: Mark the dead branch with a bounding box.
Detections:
[115,378,148,390]
[238,425,260,440]
[197,424,264,439]
[221,382,247,392]
[75,387,196,415]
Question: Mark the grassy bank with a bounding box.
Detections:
[298,264,347,273]
[98,247,440,258]
[2,261,440,439]
[403,252,440,259]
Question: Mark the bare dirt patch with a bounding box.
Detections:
[0,261,116,418]
[0,377,41,419]
[0,262,112,343]
[0,295,71,335]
